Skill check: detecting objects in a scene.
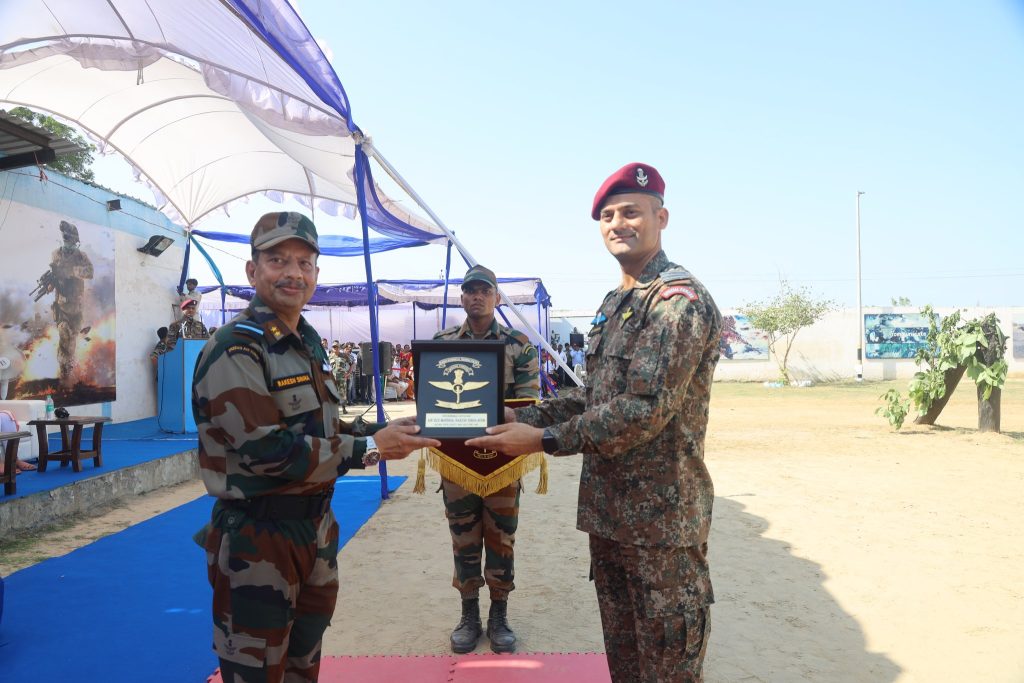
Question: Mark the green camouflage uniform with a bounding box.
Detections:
[164,315,210,352]
[434,317,539,600]
[516,250,722,682]
[192,294,372,683]
[329,350,351,408]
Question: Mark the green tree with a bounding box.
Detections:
[739,281,833,384]
[4,107,96,183]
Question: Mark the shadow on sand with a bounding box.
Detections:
[706,496,900,683]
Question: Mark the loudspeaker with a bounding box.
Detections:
[569,333,585,347]
[359,341,394,375]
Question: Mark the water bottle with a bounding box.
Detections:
[45,393,55,418]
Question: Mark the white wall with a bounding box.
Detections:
[713,306,1024,382]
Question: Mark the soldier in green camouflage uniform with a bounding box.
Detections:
[328,343,350,414]
[468,164,721,682]
[164,299,209,352]
[191,212,438,683]
[433,264,539,654]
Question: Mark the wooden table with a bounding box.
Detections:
[27,416,112,473]
[1,430,31,495]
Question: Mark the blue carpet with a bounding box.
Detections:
[0,475,405,683]
[4,418,197,501]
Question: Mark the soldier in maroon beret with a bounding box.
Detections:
[469,162,723,682]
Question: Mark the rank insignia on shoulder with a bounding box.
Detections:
[660,269,693,284]
[268,323,282,337]
[661,285,698,302]
[621,307,634,322]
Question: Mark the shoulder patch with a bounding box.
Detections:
[225,344,262,363]
[660,285,698,302]
[233,322,265,339]
[660,268,693,284]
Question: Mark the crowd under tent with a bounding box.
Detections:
[195,277,553,345]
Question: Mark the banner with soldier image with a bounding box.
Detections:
[0,202,115,405]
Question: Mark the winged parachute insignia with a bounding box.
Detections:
[429,368,489,409]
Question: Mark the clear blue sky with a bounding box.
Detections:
[99,0,1024,312]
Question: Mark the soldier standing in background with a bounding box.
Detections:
[35,220,94,388]
[329,341,350,414]
[433,264,539,654]
[191,211,438,683]
[468,163,723,682]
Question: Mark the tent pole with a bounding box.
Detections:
[441,239,452,328]
[368,145,582,387]
[354,146,389,499]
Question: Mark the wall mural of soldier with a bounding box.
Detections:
[33,221,95,387]
[0,201,115,406]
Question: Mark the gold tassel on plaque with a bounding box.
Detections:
[413,449,427,494]
[535,455,548,494]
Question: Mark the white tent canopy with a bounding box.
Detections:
[0,0,581,389]
[0,0,440,232]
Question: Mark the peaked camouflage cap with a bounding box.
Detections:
[462,264,497,289]
[250,212,320,253]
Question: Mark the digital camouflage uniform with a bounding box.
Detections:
[192,294,371,683]
[516,250,722,682]
[164,314,209,352]
[434,318,539,600]
[48,222,93,387]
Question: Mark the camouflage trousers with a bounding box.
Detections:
[590,535,713,683]
[195,501,340,683]
[441,479,520,601]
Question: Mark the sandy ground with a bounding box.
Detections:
[3,379,1022,682]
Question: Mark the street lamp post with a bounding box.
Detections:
[856,191,865,382]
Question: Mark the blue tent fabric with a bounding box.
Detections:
[196,278,551,309]
[191,229,425,257]
[225,0,355,131]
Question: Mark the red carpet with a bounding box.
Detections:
[208,652,610,682]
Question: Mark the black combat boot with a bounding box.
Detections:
[450,597,483,653]
[486,600,516,653]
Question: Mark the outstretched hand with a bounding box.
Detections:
[465,423,543,457]
[374,417,440,460]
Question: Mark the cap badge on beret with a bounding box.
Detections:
[591,162,666,219]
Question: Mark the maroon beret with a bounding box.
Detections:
[591,162,666,220]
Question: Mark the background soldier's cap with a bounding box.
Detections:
[250,212,321,253]
[180,298,198,310]
[591,162,666,220]
[462,264,497,289]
